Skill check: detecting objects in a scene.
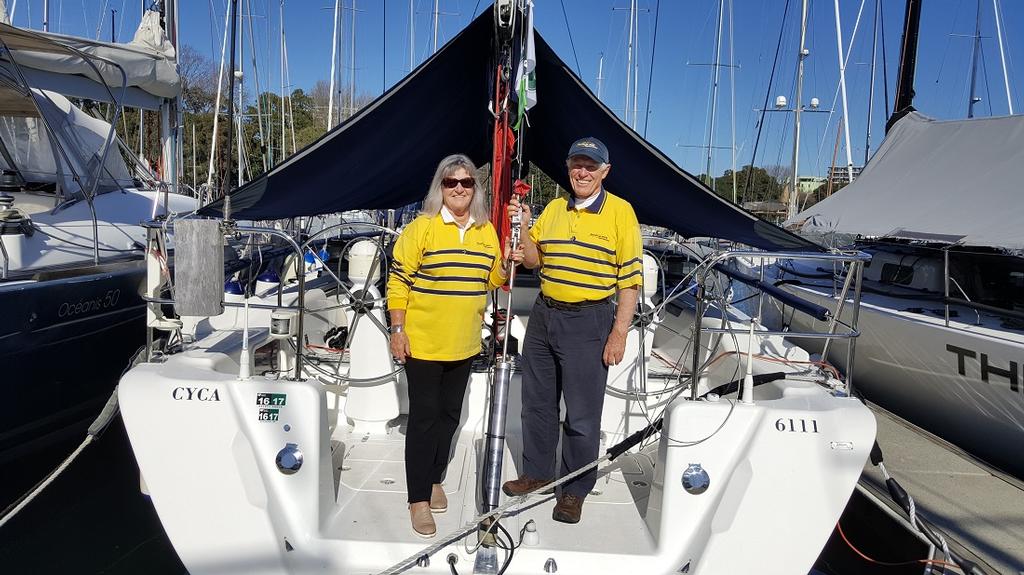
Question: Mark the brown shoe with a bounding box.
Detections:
[429,484,447,513]
[552,494,584,524]
[502,476,554,497]
[409,502,436,538]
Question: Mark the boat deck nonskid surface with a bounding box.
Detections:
[326,424,657,560]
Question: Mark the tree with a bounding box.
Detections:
[179,45,217,114]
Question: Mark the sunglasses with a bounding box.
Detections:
[442,177,476,189]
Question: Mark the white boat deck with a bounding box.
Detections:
[860,402,1024,575]
[326,421,659,563]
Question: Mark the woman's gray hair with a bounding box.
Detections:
[420,154,489,226]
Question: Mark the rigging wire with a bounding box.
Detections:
[558,0,581,76]
[742,0,791,203]
[641,0,660,138]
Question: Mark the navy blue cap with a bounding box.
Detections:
[566,137,609,164]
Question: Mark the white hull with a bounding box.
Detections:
[120,278,874,574]
[783,283,1024,477]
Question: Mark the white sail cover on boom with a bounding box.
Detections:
[787,112,1024,251]
[0,11,178,109]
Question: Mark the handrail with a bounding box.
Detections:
[0,31,130,266]
[688,248,870,400]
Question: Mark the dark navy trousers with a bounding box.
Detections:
[520,295,613,497]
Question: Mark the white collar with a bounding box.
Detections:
[440,205,474,229]
[572,191,600,211]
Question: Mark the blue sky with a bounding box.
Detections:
[11,1,1023,181]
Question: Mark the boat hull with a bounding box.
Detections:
[0,262,147,463]
[784,284,1024,478]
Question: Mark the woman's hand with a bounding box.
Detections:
[390,332,411,363]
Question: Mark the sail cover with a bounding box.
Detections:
[0,12,178,110]
[202,8,817,252]
[788,112,1024,251]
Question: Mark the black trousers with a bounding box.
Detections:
[404,355,473,503]
[521,295,613,497]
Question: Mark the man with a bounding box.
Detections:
[502,137,642,524]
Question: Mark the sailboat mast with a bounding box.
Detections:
[788,0,809,220]
[888,0,922,132]
[967,0,982,118]
[225,0,238,196]
[625,0,634,126]
[865,0,880,164]
[206,1,232,198]
[139,1,146,162]
[992,0,1013,114]
[433,0,439,53]
[279,0,285,163]
[328,0,340,128]
[833,0,854,183]
[409,0,415,71]
[596,52,604,100]
[349,0,356,118]
[704,0,725,190]
[237,1,245,187]
[246,0,268,173]
[632,1,640,130]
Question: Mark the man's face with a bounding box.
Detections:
[567,155,609,200]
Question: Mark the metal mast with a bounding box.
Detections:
[328,0,341,128]
[624,0,635,126]
[967,0,982,118]
[865,0,880,164]
[992,0,1013,114]
[833,0,854,183]
[704,0,725,189]
[433,0,439,53]
[788,0,809,220]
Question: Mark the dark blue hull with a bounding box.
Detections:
[0,262,148,464]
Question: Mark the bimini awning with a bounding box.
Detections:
[787,112,1024,251]
[202,7,818,252]
[0,11,178,110]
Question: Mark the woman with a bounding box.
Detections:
[387,154,521,538]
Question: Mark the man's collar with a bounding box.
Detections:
[440,205,474,227]
[567,187,606,213]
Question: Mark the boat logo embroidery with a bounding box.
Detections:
[577,140,598,149]
[171,387,221,401]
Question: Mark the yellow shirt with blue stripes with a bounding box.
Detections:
[529,188,642,303]
[388,213,507,361]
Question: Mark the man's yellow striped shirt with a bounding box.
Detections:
[529,189,642,303]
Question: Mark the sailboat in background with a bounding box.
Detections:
[776,0,1024,478]
[0,4,198,462]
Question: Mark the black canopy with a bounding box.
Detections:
[201,7,818,252]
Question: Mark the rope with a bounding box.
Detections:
[0,349,132,530]
[0,436,94,529]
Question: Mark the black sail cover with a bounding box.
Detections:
[201,8,818,252]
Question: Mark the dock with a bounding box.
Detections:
[860,403,1024,575]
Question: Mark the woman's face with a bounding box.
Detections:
[442,167,475,216]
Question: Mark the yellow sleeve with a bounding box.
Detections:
[528,200,552,245]
[485,224,507,290]
[387,217,427,310]
[615,203,643,290]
